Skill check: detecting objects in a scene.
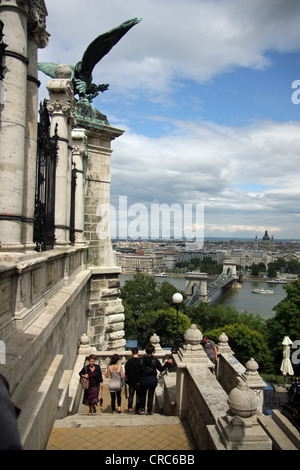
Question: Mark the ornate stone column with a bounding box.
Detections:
[0,0,48,252]
[71,128,88,246]
[46,64,76,247]
[22,1,49,250]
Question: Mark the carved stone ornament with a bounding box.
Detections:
[25,0,50,48]
[184,324,203,345]
[227,380,258,418]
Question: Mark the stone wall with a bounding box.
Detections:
[0,247,91,449]
[87,267,125,350]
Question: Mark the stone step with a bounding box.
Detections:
[258,414,298,450]
[53,411,182,428]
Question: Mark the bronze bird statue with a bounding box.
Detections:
[38,18,141,102]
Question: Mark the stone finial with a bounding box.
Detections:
[78,333,92,354]
[227,380,258,418]
[217,332,233,354]
[184,324,203,345]
[245,357,259,376]
[80,333,89,346]
[216,378,272,449]
[176,324,212,366]
[150,333,163,353]
[55,64,72,79]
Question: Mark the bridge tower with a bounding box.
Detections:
[185,272,209,304]
[222,259,238,278]
[184,260,239,306]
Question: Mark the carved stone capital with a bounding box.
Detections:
[26,0,50,48]
[46,98,76,127]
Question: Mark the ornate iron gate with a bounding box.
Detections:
[34,100,58,251]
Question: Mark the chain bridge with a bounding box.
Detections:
[185,260,240,306]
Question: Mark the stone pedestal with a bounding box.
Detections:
[88,267,125,351]
[175,324,212,418]
[82,120,123,267]
[242,357,266,413]
[215,380,272,450]
[75,104,125,351]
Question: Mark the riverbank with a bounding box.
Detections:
[120,272,289,319]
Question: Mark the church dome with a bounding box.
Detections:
[262,230,270,241]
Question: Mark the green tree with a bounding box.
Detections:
[266,277,300,372]
[267,262,277,278]
[251,263,260,277]
[121,273,185,347]
[206,323,273,370]
[286,259,300,275]
[184,302,266,336]
[151,308,191,348]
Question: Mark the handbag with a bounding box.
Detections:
[80,366,89,390]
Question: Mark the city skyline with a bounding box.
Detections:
[38,0,300,240]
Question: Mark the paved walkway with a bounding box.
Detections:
[46,379,195,451]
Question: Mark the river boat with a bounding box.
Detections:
[252,288,274,294]
[267,279,287,284]
[154,273,167,277]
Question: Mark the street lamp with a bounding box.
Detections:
[172,292,183,353]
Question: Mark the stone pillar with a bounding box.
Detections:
[242,358,266,413]
[46,64,76,247]
[217,332,233,354]
[214,379,272,450]
[0,0,47,252]
[175,324,212,418]
[71,128,87,246]
[88,268,125,351]
[83,123,123,267]
[73,108,125,351]
[21,6,49,250]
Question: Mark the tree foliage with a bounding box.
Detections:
[206,323,273,369]
[120,272,300,373]
[121,273,187,347]
[266,277,300,371]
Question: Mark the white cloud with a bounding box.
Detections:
[40,0,300,100]
[110,118,300,238]
[37,0,300,239]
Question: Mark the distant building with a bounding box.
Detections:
[116,251,164,271]
[254,231,274,250]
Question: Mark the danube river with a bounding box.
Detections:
[120,274,288,320]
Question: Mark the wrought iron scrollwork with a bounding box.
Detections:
[0,21,8,81]
[70,162,77,245]
[34,100,58,251]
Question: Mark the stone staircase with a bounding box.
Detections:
[258,409,300,450]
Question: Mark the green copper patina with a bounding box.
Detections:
[38,17,141,124]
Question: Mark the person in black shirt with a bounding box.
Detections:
[137,343,173,415]
[0,374,22,450]
[125,347,141,413]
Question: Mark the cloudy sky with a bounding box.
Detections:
[39,0,300,240]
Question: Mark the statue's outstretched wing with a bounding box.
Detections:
[38,62,75,78]
[38,62,59,78]
[78,17,142,78]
